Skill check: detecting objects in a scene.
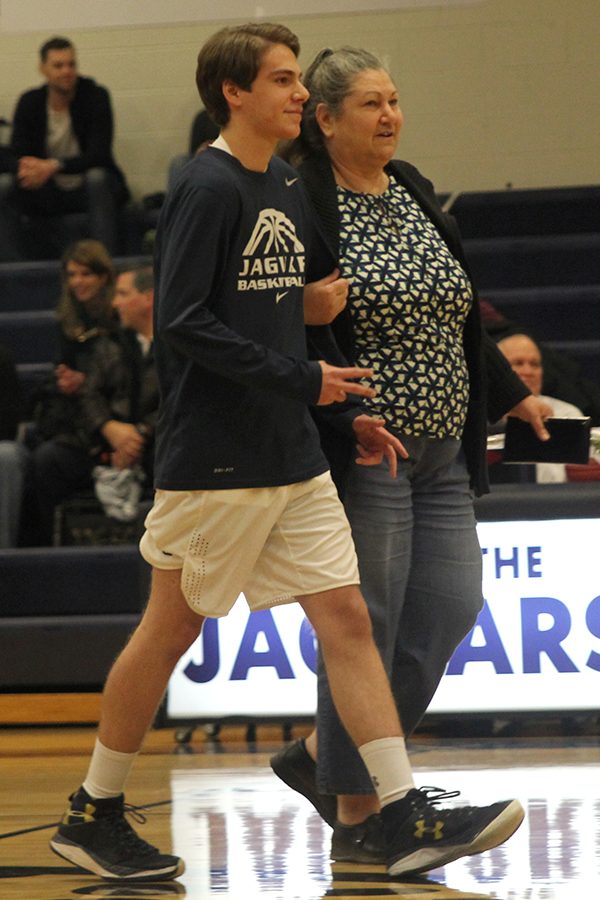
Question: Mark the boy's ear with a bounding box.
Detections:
[222,79,242,111]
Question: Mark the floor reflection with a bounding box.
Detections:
[170,763,600,899]
[71,884,188,896]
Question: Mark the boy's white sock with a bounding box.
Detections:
[358,736,415,807]
[82,738,139,799]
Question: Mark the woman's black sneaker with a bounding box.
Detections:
[270,739,337,827]
[49,787,185,881]
[382,786,525,876]
[331,813,386,863]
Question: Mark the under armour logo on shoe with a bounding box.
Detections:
[414,818,444,840]
[65,805,96,825]
[371,775,380,788]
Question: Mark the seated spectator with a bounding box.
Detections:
[23,239,116,542]
[84,266,157,482]
[496,332,585,483]
[166,109,219,193]
[30,265,157,544]
[481,298,600,425]
[0,341,28,548]
[0,36,129,260]
[189,108,219,154]
[31,239,116,442]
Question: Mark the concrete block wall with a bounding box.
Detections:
[0,0,598,201]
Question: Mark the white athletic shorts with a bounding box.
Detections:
[139,472,359,617]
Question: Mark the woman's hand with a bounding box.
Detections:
[55,364,85,396]
[304,268,349,325]
[352,414,408,478]
[506,395,553,441]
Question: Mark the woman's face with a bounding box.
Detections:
[318,68,403,170]
[65,260,108,304]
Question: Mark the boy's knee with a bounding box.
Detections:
[311,587,373,645]
[138,614,201,662]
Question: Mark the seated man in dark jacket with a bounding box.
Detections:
[30,266,157,543]
[0,35,129,260]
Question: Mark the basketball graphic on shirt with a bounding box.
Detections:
[243,208,305,255]
[238,208,305,294]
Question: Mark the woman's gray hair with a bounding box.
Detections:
[285,46,386,163]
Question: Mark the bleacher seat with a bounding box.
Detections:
[485,285,600,341]
[1,545,145,616]
[16,359,53,391]
[17,210,92,261]
[0,613,141,689]
[450,185,600,238]
[0,309,57,363]
[474,481,600,520]
[540,339,600,388]
[0,545,149,689]
[0,260,61,311]
[463,232,600,290]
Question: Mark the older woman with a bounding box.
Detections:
[271,47,551,861]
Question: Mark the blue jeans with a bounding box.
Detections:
[32,439,94,545]
[316,435,483,794]
[0,167,123,259]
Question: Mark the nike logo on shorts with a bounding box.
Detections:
[285,177,298,187]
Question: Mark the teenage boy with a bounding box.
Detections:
[50,23,524,883]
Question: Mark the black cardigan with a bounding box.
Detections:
[8,76,128,197]
[300,152,529,496]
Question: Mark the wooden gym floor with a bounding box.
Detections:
[0,714,599,899]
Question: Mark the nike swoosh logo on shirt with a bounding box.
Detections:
[276,291,289,303]
[285,177,298,187]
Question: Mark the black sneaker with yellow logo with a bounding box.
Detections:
[382,786,524,877]
[49,787,185,881]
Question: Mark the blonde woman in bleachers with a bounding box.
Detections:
[27,239,116,543]
[54,239,116,378]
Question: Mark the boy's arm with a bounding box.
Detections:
[156,181,322,404]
